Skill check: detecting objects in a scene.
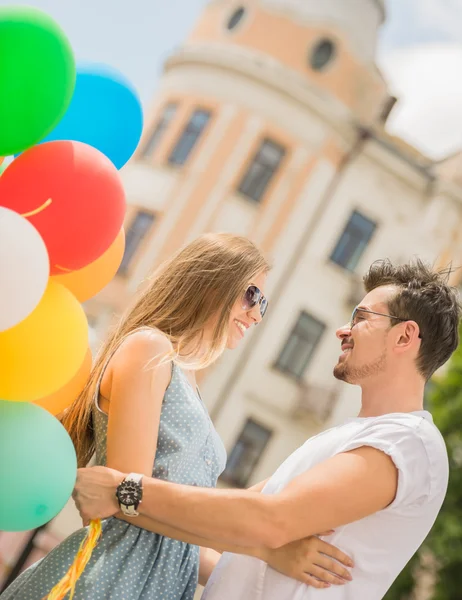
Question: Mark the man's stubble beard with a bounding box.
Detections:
[334,350,387,384]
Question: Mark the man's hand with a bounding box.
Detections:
[263,533,354,588]
[73,466,125,525]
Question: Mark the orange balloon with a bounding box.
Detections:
[52,229,125,302]
[0,157,3,166]
[34,348,92,415]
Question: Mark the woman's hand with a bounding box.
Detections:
[73,466,125,524]
[263,532,354,589]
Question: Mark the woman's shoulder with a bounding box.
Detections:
[111,328,173,374]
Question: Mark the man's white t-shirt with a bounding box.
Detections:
[202,411,448,600]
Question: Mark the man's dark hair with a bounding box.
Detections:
[363,259,461,380]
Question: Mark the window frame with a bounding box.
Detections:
[117,209,156,277]
[274,310,326,381]
[310,38,337,72]
[220,417,273,488]
[226,6,247,32]
[237,138,286,203]
[167,108,212,166]
[330,210,377,273]
[140,103,178,159]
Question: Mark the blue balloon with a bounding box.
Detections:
[0,400,77,531]
[41,63,143,169]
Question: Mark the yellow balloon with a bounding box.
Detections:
[34,348,92,415]
[0,280,88,401]
[53,229,125,303]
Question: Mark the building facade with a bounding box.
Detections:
[2,1,461,596]
[87,0,462,487]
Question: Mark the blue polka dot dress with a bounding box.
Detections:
[1,363,227,600]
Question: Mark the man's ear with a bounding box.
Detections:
[394,321,420,354]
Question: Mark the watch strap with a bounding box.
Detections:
[126,473,143,485]
[120,503,140,517]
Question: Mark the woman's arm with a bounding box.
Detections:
[116,512,261,556]
[104,330,172,477]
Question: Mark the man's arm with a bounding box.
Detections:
[135,445,398,548]
[74,446,397,549]
[199,547,221,587]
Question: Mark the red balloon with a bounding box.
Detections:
[0,141,126,274]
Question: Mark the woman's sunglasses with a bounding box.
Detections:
[242,285,268,318]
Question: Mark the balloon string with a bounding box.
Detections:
[21,198,52,218]
[46,519,102,600]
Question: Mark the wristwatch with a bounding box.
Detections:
[115,473,143,517]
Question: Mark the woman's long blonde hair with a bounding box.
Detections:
[62,233,270,467]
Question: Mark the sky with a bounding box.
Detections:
[3,0,462,159]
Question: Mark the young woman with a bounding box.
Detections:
[1,233,352,599]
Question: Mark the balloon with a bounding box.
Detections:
[34,348,92,416]
[53,229,125,302]
[0,140,126,274]
[0,208,49,332]
[0,400,77,531]
[0,157,3,166]
[42,64,143,169]
[0,280,88,401]
[0,6,75,156]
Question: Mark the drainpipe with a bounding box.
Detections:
[210,127,370,422]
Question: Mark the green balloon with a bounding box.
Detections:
[0,6,76,156]
[0,400,77,531]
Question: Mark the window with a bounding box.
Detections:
[118,211,155,275]
[168,109,211,166]
[310,39,336,71]
[276,311,326,380]
[227,6,246,31]
[330,211,377,272]
[221,419,272,487]
[141,104,177,158]
[238,139,286,203]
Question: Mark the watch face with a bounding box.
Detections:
[117,481,142,506]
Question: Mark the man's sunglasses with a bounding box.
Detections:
[350,307,423,339]
[242,285,268,318]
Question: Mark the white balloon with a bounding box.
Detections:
[0,207,49,332]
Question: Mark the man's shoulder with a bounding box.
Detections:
[362,412,448,485]
[369,411,445,446]
[327,412,445,469]
[346,412,448,505]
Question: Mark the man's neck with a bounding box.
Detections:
[358,370,425,418]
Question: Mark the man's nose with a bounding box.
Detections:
[336,322,351,340]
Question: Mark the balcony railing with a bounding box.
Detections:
[293,382,339,424]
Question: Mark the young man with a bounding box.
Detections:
[74,259,459,598]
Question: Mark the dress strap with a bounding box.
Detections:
[93,345,120,415]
